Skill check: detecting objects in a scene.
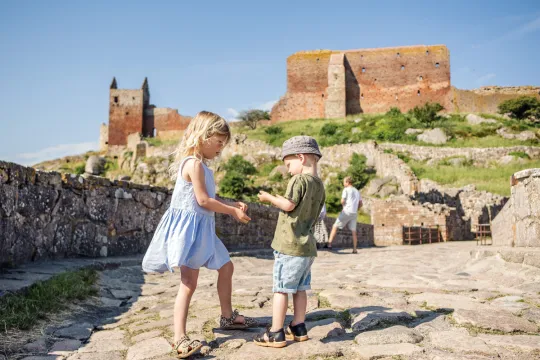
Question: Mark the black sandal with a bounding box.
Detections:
[220,309,258,330]
[171,335,203,358]
[254,327,287,348]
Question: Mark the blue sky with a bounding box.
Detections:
[1,0,539,165]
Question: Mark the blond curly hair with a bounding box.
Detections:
[168,111,231,179]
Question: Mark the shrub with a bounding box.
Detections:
[74,163,86,175]
[222,155,257,176]
[319,123,339,136]
[264,125,283,135]
[238,109,270,130]
[408,102,444,128]
[386,107,402,117]
[219,171,246,199]
[498,96,540,121]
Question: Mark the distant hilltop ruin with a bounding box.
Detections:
[100,77,191,152]
[270,44,540,122]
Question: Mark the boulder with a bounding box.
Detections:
[417,128,448,145]
[85,156,106,175]
[405,128,423,135]
[466,114,497,125]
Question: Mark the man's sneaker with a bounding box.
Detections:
[285,321,309,342]
[254,327,287,348]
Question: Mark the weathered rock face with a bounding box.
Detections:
[465,113,497,125]
[0,161,374,268]
[85,155,106,175]
[492,168,540,247]
[417,128,448,145]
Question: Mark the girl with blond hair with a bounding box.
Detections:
[142,111,257,358]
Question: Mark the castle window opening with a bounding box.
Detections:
[426,50,429,55]
[397,52,400,57]
[125,112,129,115]
[435,62,440,68]
[417,90,421,96]
[361,93,364,99]
[419,75,423,81]
[401,65,405,70]
[395,95,398,100]
[132,97,135,100]
[153,128,157,137]
[322,93,324,98]
[316,58,320,62]
[362,67,366,73]
[114,96,118,104]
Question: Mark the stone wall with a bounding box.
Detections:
[271,45,451,122]
[371,196,467,246]
[380,143,540,164]
[452,86,540,114]
[492,168,540,247]
[0,161,373,268]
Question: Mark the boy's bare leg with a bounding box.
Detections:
[291,290,307,326]
[352,230,358,252]
[270,292,289,332]
[327,226,338,247]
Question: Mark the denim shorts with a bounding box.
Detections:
[273,251,315,294]
[334,211,357,231]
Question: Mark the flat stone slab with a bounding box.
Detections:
[66,352,124,360]
[21,357,63,360]
[131,330,162,343]
[350,343,424,359]
[355,325,423,345]
[352,309,413,331]
[126,337,171,360]
[478,334,540,352]
[305,318,345,339]
[428,329,497,356]
[490,295,530,313]
[54,322,94,340]
[409,292,480,311]
[453,307,538,333]
[99,297,124,307]
[87,329,125,342]
[23,337,48,352]
[78,339,128,353]
[49,339,82,356]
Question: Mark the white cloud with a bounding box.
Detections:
[481,15,540,47]
[259,100,277,111]
[226,108,240,122]
[475,73,497,86]
[8,142,99,166]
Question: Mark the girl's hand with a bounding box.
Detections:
[232,208,251,224]
[234,202,248,212]
[258,191,271,203]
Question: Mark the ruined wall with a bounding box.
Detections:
[271,45,452,122]
[0,161,373,268]
[380,143,540,163]
[108,89,146,146]
[151,108,191,140]
[99,123,109,152]
[452,86,540,114]
[371,196,464,246]
[492,168,540,247]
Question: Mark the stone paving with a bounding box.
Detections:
[5,242,540,360]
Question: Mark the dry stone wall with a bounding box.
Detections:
[0,161,373,268]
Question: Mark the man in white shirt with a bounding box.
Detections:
[327,176,362,253]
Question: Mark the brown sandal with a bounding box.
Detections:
[171,335,202,358]
[220,309,258,330]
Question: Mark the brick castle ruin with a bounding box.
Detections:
[101,77,191,152]
[270,44,540,122]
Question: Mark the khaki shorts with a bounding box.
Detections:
[334,212,357,231]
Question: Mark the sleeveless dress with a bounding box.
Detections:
[142,156,231,272]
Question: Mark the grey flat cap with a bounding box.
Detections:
[281,135,322,160]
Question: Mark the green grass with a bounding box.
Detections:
[236,113,538,148]
[318,295,331,308]
[0,269,98,331]
[409,159,540,196]
[143,137,178,147]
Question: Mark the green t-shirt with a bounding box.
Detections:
[271,173,326,257]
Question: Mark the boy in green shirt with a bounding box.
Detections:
[254,136,326,348]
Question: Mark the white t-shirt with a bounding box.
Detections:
[342,186,361,215]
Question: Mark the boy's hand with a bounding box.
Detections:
[232,208,251,224]
[234,201,248,212]
[258,191,271,203]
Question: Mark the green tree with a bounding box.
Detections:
[498,96,540,121]
[238,109,270,130]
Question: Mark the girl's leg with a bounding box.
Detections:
[217,261,246,324]
[174,266,199,342]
